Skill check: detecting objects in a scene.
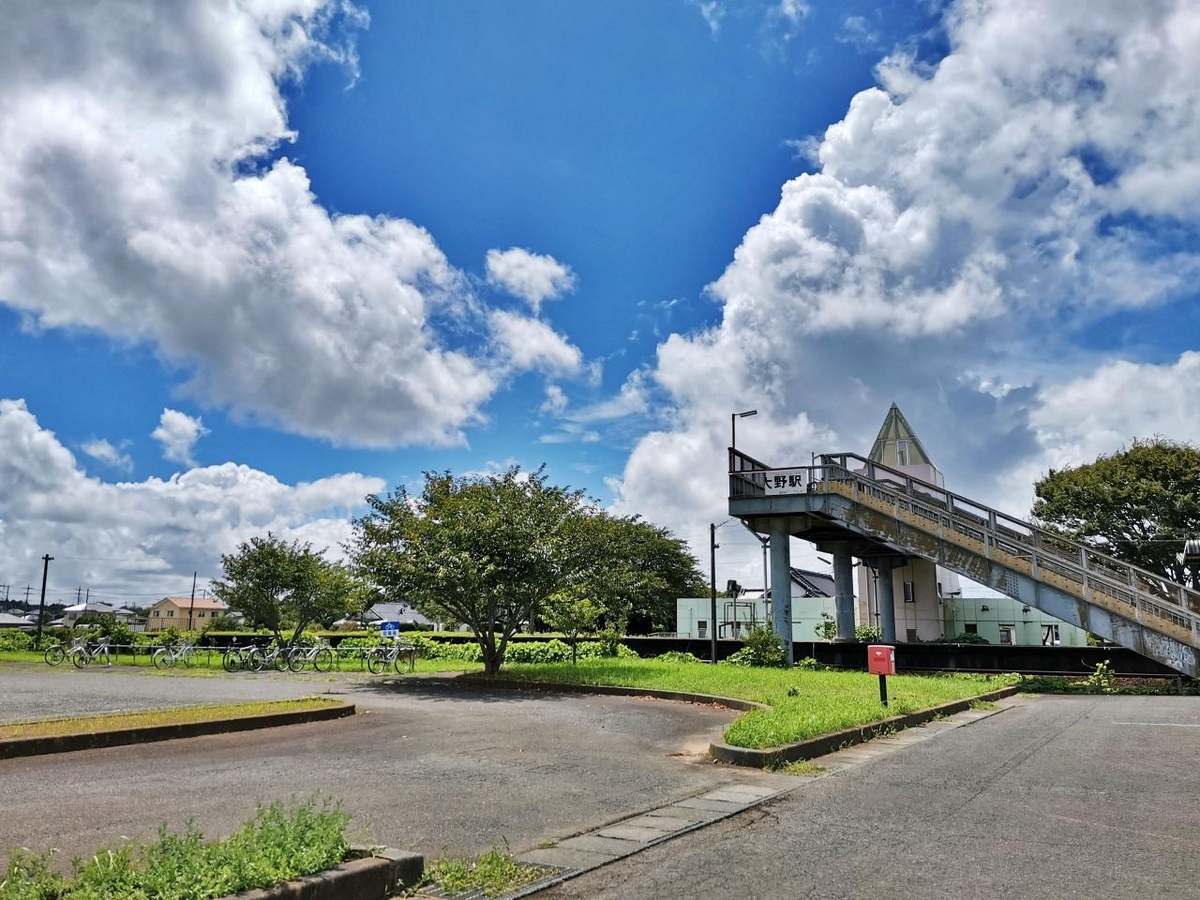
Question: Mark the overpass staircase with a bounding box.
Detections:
[728,451,1200,677]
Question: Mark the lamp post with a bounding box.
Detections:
[731,409,757,450]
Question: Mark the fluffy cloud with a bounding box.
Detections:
[485,248,577,313]
[611,0,1200,587]
[152,409,209,468]
[0,0,506,449]
[81,439,133,472]
[0,399,383,604]
[489,310,583,375]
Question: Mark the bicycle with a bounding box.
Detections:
[152,641,195,669]
[365,640,417,675]
[69,637,112,669]
[222,644,250,673]
[287,641,336,673]
[244,643,290,672]
[44,637,86,666]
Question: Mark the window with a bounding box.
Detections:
[998,625,1015,645]
[167,609,174,617]
[896,439,909,467]
[197,611,205,618]
[1041,624,1060,646]
[964,623,978,635]
[905,628,918,643]
[152,610,159,617]
[697,620,708,638]
[903,581,915,604]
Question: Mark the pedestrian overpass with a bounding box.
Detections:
[728,449,1200,677]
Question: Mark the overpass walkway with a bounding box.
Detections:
[728,450,1200,677]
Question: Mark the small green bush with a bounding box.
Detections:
[795,656,824,670]
[655,650,703,664]
[723,627,785,668]
[935,632,990,645]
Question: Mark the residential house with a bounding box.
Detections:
[145,596,230,632]
[61,601,138,628]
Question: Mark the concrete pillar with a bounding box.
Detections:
[876,558,897,644]
[769,524,793,666]
[833,542,856,642]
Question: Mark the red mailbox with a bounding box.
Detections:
[867,644,896,676]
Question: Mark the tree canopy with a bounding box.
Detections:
[211,534,358,644]
[1032,438,1200,586]
[348,466,703,673]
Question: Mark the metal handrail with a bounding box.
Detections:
[729,449,1200,644]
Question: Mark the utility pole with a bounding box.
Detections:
[188,571,197,631]
[35,554,53,644]
[710,523,719,663]
[23,585,31,612]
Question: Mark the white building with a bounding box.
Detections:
[677,568,839,642]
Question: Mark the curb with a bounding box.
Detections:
[0,703,357,759]
[448,674,767,712]
[710,686,1020,767]
[227,847,422,900]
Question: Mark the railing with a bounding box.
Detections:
[729,449,1200,647]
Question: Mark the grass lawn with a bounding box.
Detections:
[0,697,346,740]
[498,658,1015,749]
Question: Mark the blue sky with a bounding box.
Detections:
[2,0,1199,605]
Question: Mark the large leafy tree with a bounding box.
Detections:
[349,467,585,675]
[1032,439,1200,587]
[212,534,357,645]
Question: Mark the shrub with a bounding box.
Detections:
[0,630,34,652]
[795,656,824,670]
[723,627,785,668]
[505,640,571,664]
[655,650,703,664]
[854,624,881,642]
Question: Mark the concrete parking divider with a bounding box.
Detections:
[0,702,356,759]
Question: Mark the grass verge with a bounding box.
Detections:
[496,658,1015,749]
[417,844,544,899]
[0,796,350,900]
[0,697,343,740]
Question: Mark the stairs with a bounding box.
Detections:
[728,451,1200,677]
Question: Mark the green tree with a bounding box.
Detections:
[212,534,357,645]
[606,518,705,634]
[349,467,585,675]
[1032,439,1200,587]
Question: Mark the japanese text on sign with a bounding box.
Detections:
[763,469,810,494]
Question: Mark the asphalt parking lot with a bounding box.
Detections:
[2,666,1197,900]
[0,665,789,864]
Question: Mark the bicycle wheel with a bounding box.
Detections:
[286,649,307,673]
[96,648,111,668]
[366,649,387,675]
[244,648,265,671]
[272,650,290,672]
[313,647,335,673]
[222,649,242,673]
[44,645,65,666]
[179,648,193,668]
[70,648,89,669]
[152,648,172,669]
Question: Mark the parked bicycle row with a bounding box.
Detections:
[42,637,417,674]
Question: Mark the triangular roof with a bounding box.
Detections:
[867,403,935,469]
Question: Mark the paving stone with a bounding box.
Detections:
[622,813,698,831]
[597,824,672,843]
[558,834,645,857]
[673,797,744,813]
[700,787,776,804]
[656,803,727,822]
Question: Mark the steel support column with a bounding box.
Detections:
[769,524,794,666]
[876,558,897,644]
[833,542,856,642]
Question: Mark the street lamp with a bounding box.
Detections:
[731,409,757,450]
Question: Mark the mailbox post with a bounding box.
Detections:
[867,644,896,707]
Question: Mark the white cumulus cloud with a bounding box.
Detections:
[152,409,210,468]
[0,0,503,450]
[485,247,577,313]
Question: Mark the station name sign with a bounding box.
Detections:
[763,469,811,495]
